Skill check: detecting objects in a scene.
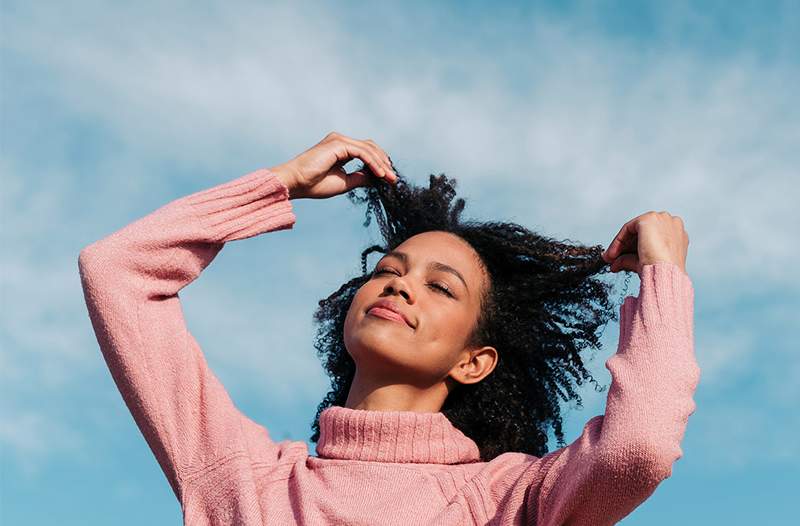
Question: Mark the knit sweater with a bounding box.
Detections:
[78,167,700,526]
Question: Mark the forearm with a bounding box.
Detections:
[80,168,296,295]
[601,262,699,468]
[532,262,700,526]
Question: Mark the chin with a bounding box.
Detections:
[349,323,405,351]
[344,323,415,369]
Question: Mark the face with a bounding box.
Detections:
[343,230,497,389]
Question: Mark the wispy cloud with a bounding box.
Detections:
[6,2,797,290]
[0,408,87,480]
[2,1,797,506]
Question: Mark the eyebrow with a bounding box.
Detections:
[380,250,470,295]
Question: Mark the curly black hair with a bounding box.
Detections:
[308,161,633,462]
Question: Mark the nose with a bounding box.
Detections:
[384,276,413,303]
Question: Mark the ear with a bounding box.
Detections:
[448,345,498,386]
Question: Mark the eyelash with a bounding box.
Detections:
[373,268,454,298]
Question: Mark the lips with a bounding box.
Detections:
[366,299,415,328]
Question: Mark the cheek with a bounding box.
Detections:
[344,282,383,336]
[416,307,473,377]
[344,287,367,328]
[418,302,470,344]
[349,282,375,316]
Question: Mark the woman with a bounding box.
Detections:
[78,131,699,525]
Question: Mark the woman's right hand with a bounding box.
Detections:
[269,131,398,200]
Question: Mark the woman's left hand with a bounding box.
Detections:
[602,211,689,276]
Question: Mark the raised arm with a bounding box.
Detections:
[78,168,296,503]
[527,261,700,525]
[527,211,699,525]
[78,130,397,516]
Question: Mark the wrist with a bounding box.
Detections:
[269,163,302,200]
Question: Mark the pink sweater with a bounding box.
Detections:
[78,167,700,525]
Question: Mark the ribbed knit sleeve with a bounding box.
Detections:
[526,262,700,525]
[77,168,297,513]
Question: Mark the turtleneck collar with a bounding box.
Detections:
[315,405,482,464]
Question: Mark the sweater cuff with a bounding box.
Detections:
[619,262,694,344]
[182,168,297,243]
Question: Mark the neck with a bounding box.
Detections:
[344,368,451,413]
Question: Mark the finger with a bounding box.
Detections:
[364,142,395,181]
[364,139,395,179]
[344,170,373,189]
[350,167,395,186]
[304,170,375,199]
[610,253,639,273]
[339,142,389,181]
[603,218,640,262]
[349,137,394,181]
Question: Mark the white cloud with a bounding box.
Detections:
[5,1,797,292]
[689,401,799,471]
[0,408,87,480]
[695,326,759,387]
[180,277,331,403]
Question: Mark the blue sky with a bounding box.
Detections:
[1,0,798,523]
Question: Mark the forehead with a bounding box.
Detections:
[391,231,486,282]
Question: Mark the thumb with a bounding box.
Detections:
[610,253,639,273]
[346,170,375,189]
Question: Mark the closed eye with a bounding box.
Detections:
[430,283,454,296]
[373,268,454,298]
